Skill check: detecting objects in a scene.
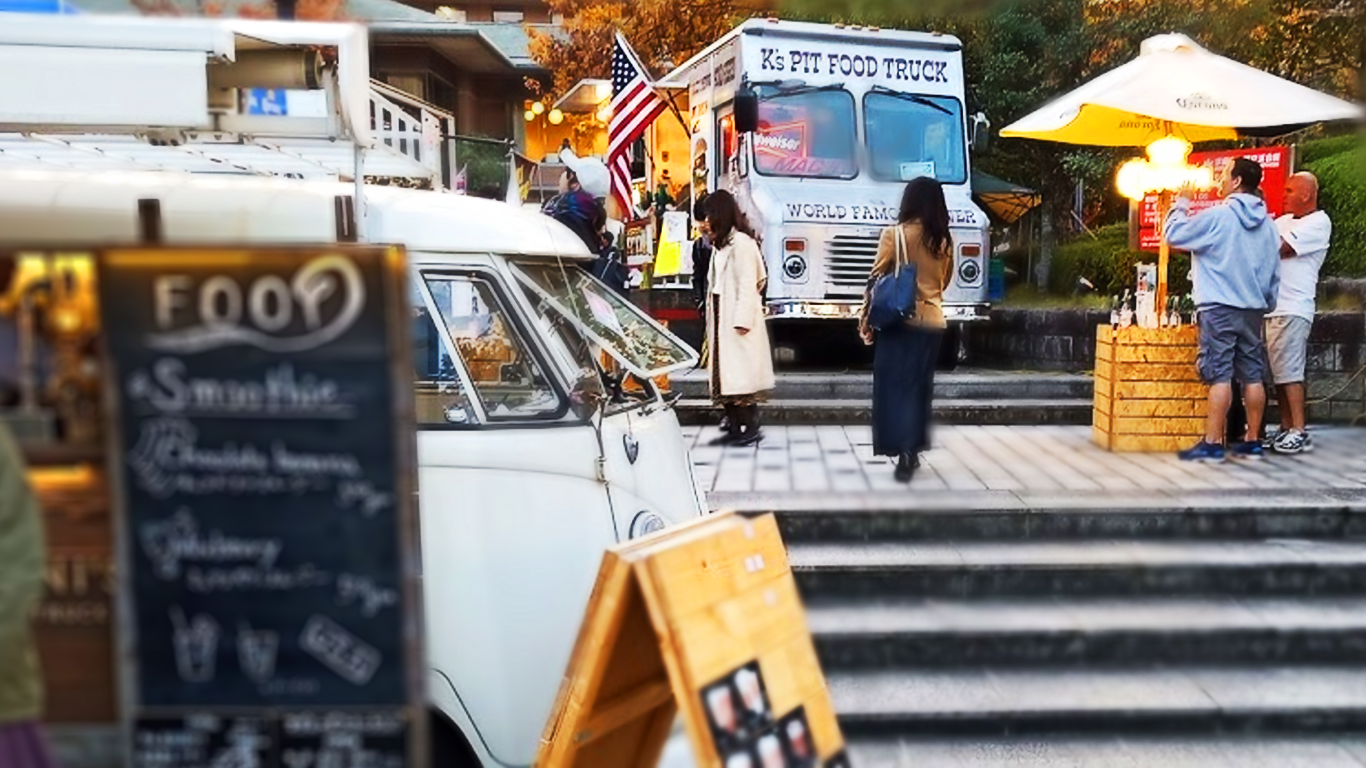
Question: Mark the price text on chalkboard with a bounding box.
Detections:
[98,247,422,768]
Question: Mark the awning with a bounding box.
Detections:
[971,170,1040,224]
[553,79,611,114]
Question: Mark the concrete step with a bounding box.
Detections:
[847,735,1366,767]
[771,496,1366,543]
[808,597,1366,668]
[789,539,1366,598]
[830,665,1366,737]
[676,398,1093,426]
[669,369,1094,401]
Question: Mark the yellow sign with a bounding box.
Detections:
[538,511,848,768]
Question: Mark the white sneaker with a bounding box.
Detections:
[1273,429,1313,455]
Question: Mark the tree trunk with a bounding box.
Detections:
[1037,209,1055,291]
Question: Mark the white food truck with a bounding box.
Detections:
[660,20,991,349]
[0,15,704,768]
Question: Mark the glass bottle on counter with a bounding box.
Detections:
[1110,294,1121,329]
[1119,289,1134,329]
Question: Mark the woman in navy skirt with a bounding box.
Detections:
[858,177,955,482]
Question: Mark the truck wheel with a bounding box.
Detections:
[937,325,961,372]
[430,709,480,767]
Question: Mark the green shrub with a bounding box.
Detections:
[1304,139,1366,278]
[1297,134,1361,166]
[1047,223,1192,299]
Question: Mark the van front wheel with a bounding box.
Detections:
[430,708,480,767]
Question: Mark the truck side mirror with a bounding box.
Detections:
[969,112,991,152]
[735,87,759,134]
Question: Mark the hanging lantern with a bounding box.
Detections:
[547,108,564,125]
[1116,136,1215,201]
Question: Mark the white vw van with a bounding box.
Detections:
[0,169,706,768]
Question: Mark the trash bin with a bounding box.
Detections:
[988,256,1007,302]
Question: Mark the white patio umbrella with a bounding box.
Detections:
[1000,33,1363,146]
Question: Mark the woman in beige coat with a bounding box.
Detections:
[705,190,775,446]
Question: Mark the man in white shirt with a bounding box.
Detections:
[1266,172,1332,454]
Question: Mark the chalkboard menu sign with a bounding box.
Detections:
[98,247,423,768]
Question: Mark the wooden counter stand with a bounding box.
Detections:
[538,511,847,768]
[1093,325,1209,452]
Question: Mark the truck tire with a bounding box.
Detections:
[430,709,480,767]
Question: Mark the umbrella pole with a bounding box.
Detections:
[1156,190,1172,317]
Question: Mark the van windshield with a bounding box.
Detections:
[864,91,967,184]
[511,261,698,377]
[753,87,858,179]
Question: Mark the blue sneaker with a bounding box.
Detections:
[1178,440,1226,462]
[1230,441,1266,460]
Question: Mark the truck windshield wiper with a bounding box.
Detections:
[869,86,955,116]
[752,81,850,99]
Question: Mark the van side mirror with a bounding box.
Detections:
[735,86,759,134]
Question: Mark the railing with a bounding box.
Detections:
[369,80,456,189]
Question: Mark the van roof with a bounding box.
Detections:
[0,169,594,259]
[658,18,963,89]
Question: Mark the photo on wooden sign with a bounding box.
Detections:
[822,750,852,767]
[703,660,773,753]
[777,707,817,767]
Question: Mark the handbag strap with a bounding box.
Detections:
[893,225,907,277]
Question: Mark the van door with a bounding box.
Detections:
[508,261,704,539]
[409,268,619,767]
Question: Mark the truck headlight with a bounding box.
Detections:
[958,258,982,284]
[630,511,668,539]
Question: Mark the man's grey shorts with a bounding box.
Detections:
[1197,304,1267,385]
[1266,315,1312,385]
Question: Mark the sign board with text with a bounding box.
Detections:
[98,246,424,768]
[538,511,848,768]
[1137,146,1293,251]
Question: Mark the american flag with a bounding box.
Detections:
[609,32,666,219]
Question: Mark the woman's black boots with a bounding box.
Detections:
[708,404,741,445]
[735,405,764,447]
[894,452,919,483]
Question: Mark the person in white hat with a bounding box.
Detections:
[542,148,609,255]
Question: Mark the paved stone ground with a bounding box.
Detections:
[657,424,1366,767]
[684,424,1366,503]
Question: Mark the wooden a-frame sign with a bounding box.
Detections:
[537,511,849,768]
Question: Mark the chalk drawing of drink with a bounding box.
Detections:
[171,607,219,683]
[237,622,280,683]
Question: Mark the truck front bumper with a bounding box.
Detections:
[766,300,991,322]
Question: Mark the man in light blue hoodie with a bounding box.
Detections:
[1165,156,1281,462]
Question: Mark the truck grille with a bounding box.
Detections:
[825,233,879,293]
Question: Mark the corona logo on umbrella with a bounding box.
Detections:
[1115,136,1215,202]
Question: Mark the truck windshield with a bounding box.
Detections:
[753,87,858,180]
[864,91,967,184]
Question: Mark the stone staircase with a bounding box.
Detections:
[772,497,1366,766]
[671,370,1093,427]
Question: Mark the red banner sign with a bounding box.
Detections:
[1137,146,1292,251]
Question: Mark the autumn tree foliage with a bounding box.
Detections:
[529,0,746,100]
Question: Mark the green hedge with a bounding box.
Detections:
[1303,138,1366,278]
[1047,223,1192,299]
